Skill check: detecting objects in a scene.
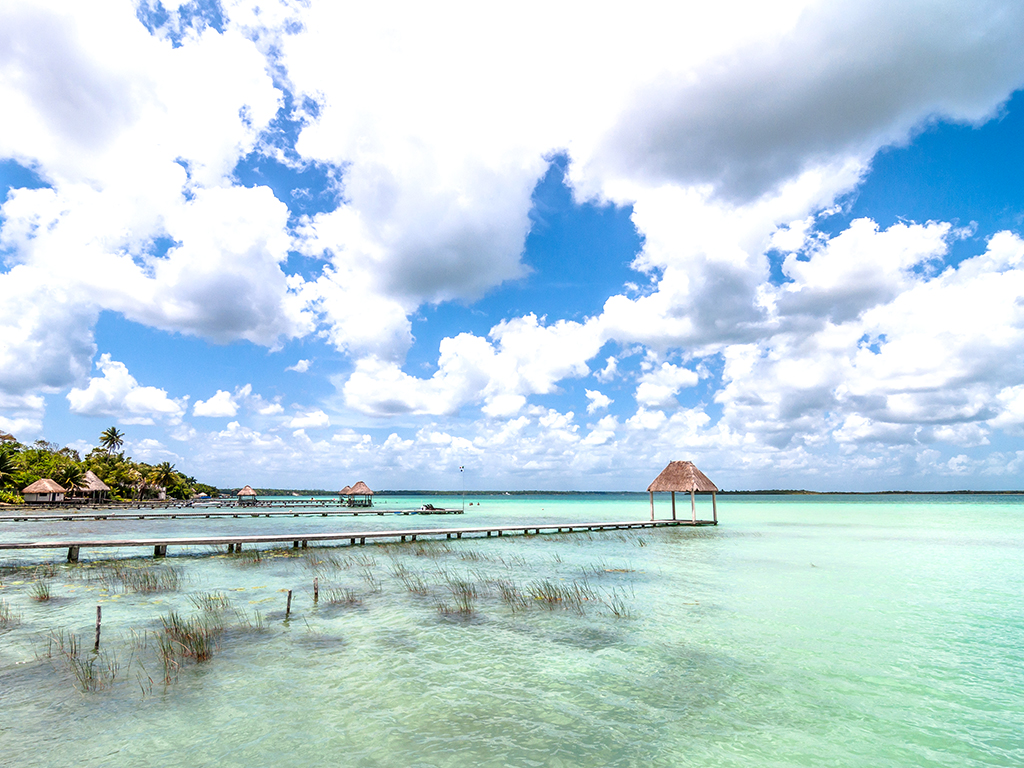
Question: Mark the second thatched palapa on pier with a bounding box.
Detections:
[647,460,718,524]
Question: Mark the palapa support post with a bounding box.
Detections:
[94,606,101,651]
[285,589,293,619]
[67,546,80,563]
[650,491,654,521]
[712,492,718,524]
[691,489,696,524]
[671,491,676,521]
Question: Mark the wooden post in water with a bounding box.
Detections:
[649,491,654,521]
[67,546,80,563]
[671,492,676,520]
[94,606,101,651]
[691,489,696,523]
[313,578,319,603]
[712,492,717,524]
[286,589,293,619]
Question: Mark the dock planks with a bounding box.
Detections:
[0,508,461,523]
[0,518,715,562]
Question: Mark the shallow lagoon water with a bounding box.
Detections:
[1,493,1023,767]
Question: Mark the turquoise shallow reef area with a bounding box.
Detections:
[1,493,1022,767]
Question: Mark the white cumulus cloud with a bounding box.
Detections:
[66,354,186,424]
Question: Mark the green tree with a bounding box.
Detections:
[99,426,125,455]
[0,447,16,489]
[55,462,85,493]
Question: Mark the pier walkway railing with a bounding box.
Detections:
[0,518,715,563]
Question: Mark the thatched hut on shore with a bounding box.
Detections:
[22,478,66,504]
[237,485,258,507]
[647,461,718,524]
[350,481,374,507]
[79,470,110,503]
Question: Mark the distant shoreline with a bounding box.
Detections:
[248,488,1024,497]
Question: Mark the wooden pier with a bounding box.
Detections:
[0,507,462,523]
[0,518,715,563]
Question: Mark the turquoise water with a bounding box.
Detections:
[1,494,1022,766]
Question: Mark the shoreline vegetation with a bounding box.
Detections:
[0,427,217,505]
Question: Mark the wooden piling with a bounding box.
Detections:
[67,546,79,563]
[94,606,101,651]
[154,544,167,558]
[285,589,293,619]
[313,578,319,603]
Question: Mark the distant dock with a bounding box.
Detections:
[0,507,462,523]
[0,518,715,563]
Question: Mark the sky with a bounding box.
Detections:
[2,0,1024,492]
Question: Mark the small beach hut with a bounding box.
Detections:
[237,485,258,507]
[646,461,718,524]
[350,481,374,507]
[80,470,110,503]
[22,478,66,504]
[338,485,353,504]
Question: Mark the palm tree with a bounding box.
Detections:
[56,463,85,493]
[99,426,124,455]
[0,448,16,489]
[149,461,177,492]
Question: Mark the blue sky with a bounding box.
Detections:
[3,0,1024,491]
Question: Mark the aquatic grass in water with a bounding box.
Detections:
[44,628,124,692]
[92,564,184,593]
[231,548,264,567]
[0,598,20,629]
[324,587,362,607]
[161,611,224,662]
[493,578,529,613]
[29,580,51,602]
[527,578,598,614]
[189,591,231,613]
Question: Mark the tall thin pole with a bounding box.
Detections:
[460,466,465,512]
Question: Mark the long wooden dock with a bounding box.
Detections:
[0,518,714,562]
[0,508,462,523]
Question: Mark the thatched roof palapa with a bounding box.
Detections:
[81,470,110,492]
[646,460,719,524]
[350,481,374,496]
[647,461,718,493]
[237,485,257,497]
[23,478,66,494]
[338,485,353,496]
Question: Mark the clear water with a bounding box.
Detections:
[1,494,1022,767]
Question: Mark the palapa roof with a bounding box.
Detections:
[338,485,353,495]
[237,485,257,497]
[647,461,718,493]
[81,470,110,492]
[350,481,374,496]
[23,478,66,494]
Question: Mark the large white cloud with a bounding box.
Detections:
[66,354,187,424]
[4,0,1024,488]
